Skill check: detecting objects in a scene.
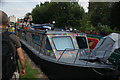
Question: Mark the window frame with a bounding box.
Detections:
[45,37,52,50]
[52,36,75,51]
[76,36,88,49]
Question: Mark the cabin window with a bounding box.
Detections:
[46,38,52,50]
[76,37,88,49]
[52,36,74,50]
[32,34,41,46]
[22,31,27,41]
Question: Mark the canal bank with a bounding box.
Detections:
[19,50,48,80]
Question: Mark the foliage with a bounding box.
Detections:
[77,2,120,33]
[80,12,95,31]
[30,2,120,33]
[25,13,31,18]
[88,2,111,27]
[98,24,117,33]
[110,2,120,30]
[32,2,85,29]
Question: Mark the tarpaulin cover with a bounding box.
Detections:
[91,33,120,61]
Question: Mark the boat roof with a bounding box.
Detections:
[46,31,87,37]
[24,29,86,36]
[46,30,71,34]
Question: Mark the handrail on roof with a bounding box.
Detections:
[21,29,47,34]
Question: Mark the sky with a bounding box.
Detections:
[0,0,89,19]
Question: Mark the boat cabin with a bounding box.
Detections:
[19,30,91,63]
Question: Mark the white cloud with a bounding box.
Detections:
[79,0,89,12]
[79,2,88,12]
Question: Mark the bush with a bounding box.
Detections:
[98,25,117,34]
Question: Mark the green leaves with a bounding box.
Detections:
[31,2,120,33]
[31,2,85,29]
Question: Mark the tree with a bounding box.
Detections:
[80,12,95,31]
[31,2,85,29]
[110,2,120,30]
[88,2,120,31]
[88,2,111,27]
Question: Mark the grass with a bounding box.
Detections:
[18,57,41,79]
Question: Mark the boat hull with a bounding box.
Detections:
[22,44,114,80]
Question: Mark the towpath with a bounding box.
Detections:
[20,50,49,80]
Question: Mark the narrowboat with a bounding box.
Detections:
[18,29,120,80]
